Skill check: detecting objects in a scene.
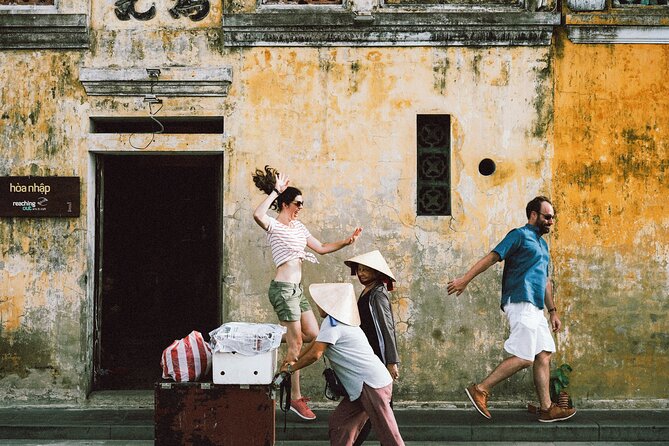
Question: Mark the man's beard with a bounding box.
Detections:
[537,222,551,234]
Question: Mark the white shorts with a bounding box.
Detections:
[503,301,556,361]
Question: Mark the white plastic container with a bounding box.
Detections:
[212,349,278,385]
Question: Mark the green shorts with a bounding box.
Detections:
[268,280,311,322]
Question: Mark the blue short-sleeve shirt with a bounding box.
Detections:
[492,224,550,310]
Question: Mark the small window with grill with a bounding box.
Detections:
[417,114,451,216]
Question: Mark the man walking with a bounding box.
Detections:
[447,196,576,423]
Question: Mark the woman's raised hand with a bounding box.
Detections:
[275,172,290,193]
[347,227,363,245]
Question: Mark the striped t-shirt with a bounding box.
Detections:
[266,216,318,267]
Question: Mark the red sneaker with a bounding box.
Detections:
[290,397,316,420]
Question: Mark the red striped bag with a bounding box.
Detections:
[161,331,212,382]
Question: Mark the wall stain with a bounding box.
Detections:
[319,52,334,73]
[431,328,445,343]
[432,53,449,95]
[366,51,381,62]
[0,308,53,379]
[471,53,482,80]
[28,102,41,126]
[349,60,361,93]
[530,53,552,139]
[617,127,657,181]
[490,162,516,187]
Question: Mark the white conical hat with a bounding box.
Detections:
[308,283,360,327]
[344,250,396,282]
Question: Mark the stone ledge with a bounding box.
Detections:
[567,24,669,43]
[566,11,669,26]
[565,0,669,43]
[79,67,233,97]
[0,13,88,49]
[222,11,561,46]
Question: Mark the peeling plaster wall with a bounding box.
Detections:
[1,30,554,403]
[0,51,89,403]
[552,34,669,405]
[222,46,554,403]
[0,0,229,403]
[7,0,664,407]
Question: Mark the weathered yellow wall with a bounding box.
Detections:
[0,0,229,401]
[223,45,555,402]
[0,50,90,402]
[1,35,555,403]
[2,0,666,407]
[553,32,669,403]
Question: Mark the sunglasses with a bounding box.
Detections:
[291,201,304,208]
[539,212,555,221]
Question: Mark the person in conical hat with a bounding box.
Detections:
[280,283,405,446]
[308,283,361,327]
[345,250,400,446]
[345,250,396,291]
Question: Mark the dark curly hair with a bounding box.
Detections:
[252,165,302,212]
[526,196,553,219]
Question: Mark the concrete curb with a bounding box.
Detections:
[0,408,667,442]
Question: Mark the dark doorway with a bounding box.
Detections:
[94,154,221,390]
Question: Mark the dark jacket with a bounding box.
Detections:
[358,283,400,365]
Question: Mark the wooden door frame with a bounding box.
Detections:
[88,152,224,392]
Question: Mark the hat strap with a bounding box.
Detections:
[328,315,339,327]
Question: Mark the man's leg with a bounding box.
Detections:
[466,356,532,419]
[479,355,533,393]
[533,351,552,411]
[533,351,577,422]
[467,302,538,419]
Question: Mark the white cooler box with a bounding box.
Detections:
[212,349,278,385]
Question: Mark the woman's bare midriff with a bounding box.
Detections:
[274,258,303,283]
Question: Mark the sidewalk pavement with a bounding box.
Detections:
[0,407,667,444]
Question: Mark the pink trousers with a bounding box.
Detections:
[328,383,405,446]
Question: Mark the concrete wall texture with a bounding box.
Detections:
[552,35,669,404]
[0,0,667,406]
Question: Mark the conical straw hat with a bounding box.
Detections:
[344,250,396,282]
[308,283,360,327]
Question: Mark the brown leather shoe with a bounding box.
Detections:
[465,384,491,419]
[538,403,576,423]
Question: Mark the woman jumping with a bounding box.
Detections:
[252,165,362,420]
